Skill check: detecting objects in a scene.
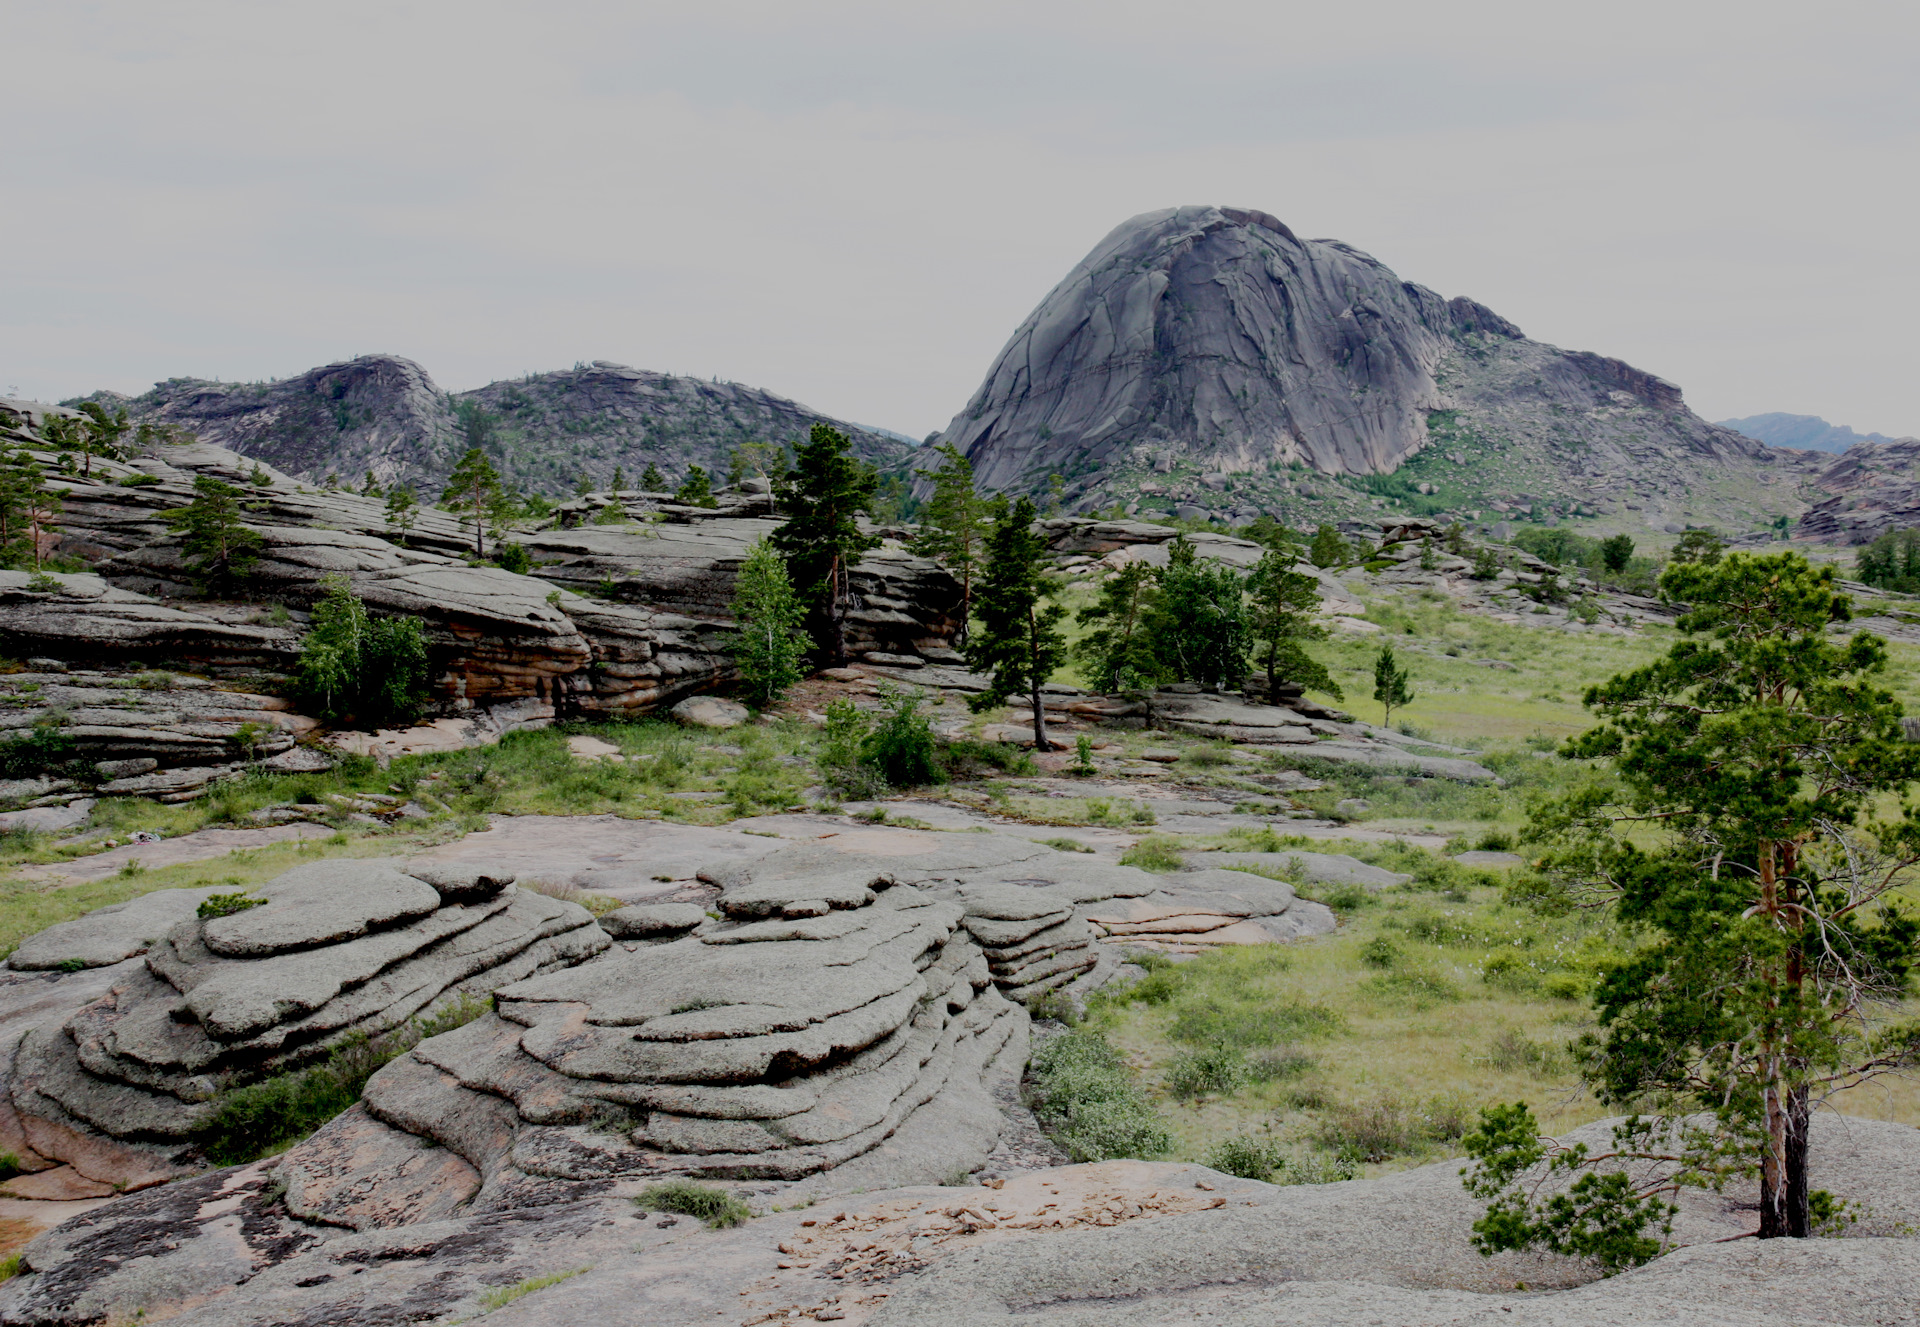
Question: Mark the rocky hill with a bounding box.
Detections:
[933,206,1799,536]
[1718,412,1898,453]
[80,357,912,497]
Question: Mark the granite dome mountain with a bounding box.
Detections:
[934,206,1797,533]
[82,357,911,495]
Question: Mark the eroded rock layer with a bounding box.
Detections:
[0,860,606,1190]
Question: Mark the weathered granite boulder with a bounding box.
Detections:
[0,861,608,1190]
[670,695,750,729]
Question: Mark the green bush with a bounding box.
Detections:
[1359,936,1401,969]
[294,574,431,727]
[1027,1031,1172,1162]
[862,687,944,788]
[1204,1134,1288,1181]
[1247,1044,1317,1080]
[0,727,78,780]
[633,1180,752,1228]
[1118,837,1184,872]
[196,892,264,919]
[1165,1045,1249,1099]
[195,994,488,1164]
[1167,996,1343,1048]
[492,541,533,575]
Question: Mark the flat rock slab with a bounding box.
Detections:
[0,802,94,835]
[600,902,709,938]
[406,814,788,900]
[199,861,441,957]
[7,887,226,970]
[17,823,332,885]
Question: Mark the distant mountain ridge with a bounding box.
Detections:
[932,205,1793,535]
[77,357,913,495]
[1716,413,1900,454]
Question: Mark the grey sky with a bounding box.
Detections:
[6,0,1917,440]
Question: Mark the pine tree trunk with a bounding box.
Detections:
[1760,1082,1812,1237]
[824,556,848,666]
[1028,604,1051,751]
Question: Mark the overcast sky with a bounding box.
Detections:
[6,0,1917,440]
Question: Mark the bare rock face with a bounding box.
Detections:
[0,861,609,1192]
[933,206,1775,520]
[82,355,913,495]
[1794,434,1920,543]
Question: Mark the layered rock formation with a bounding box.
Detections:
[930,206,1789,532]
[0,860,606,1191]
[1793,434,1920,544]
[80,356,912,496]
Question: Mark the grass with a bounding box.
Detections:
[633,1180,753,1228]
[1026,1030,1173,1163]
[478,1267,589,1312]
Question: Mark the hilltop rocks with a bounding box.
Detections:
[86,355,911,495]
[0,861,607,1190]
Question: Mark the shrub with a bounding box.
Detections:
[862,687,944,788]
[1205,1134,1287,1180]
[1359,936,1401,969]
[294,574,431,727]
[1119,836,1184,872]
[1165,1045,1249,1099]
[492,541,533,575]
[1027,1031,1172,1162]
[1247,1044,1316,1081]
[1359,966,1462,1008]
[1167,997,1343,1048]
[197,892,264,919]
[1474,829,1514,852]
[195,993,488,1164]
[634,1180,752,1228]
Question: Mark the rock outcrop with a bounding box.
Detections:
[80,355,913,496]
[0,860,607,1192]
[930,206,1786,532]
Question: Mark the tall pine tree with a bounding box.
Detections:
[164,476,262,587]
[910,443,992,643]
[965,497,1068,749]
[1467,552,1920,1256]
[1248,547,1340,703]
[443,447,502,557]
[771,424,879,666]
[1074,561,1158,694]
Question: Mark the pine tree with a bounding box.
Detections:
[1599,533,1636,575]
[1670,529,1725,566]
[443,447,502,557]
[611,465,627,493]
[360,470,383,497]
[0,451,58,569]
[1308,524,1348,568]
[1150,538,1251,690]
[727,539,811,708]
[675,465,717,508]
[640,462,664,491]
[1247,548,1340,704]
[573,474,593,498]
[1468,552,1920,1257]
[1372,643,1413,727]
[964,497,1068,749]
[384,485,419,543]
[164,476,262,587]
[1074,561,1159,694]
[41,404,128,480]
[771,424,880,666]
[910,443,991,642]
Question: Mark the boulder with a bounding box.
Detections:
[599,903,710,939]
[670,695,750,730]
